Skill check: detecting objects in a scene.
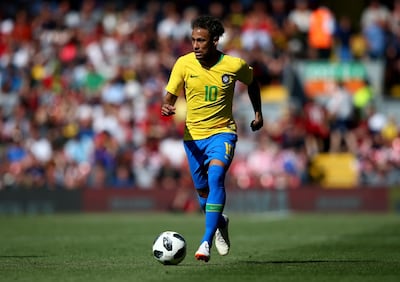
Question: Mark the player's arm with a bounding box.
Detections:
[247,78,263,131]
[161,92,178,116]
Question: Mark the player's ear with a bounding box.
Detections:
[213,38,219,47]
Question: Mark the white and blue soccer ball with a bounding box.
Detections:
[152,231,187,265]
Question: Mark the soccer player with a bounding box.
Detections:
[161,15,263,262]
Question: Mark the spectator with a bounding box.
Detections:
[360,0,390,59]
[133,136,163,189]
[0,67,20,118]
[389,0,400,36]
[240,1,275,53]
[270,0,289,52]
[325,81,357,153]
[363,19,387,59]
[308,4,335,59]
[227,0,246,29]
[156,1,180,42]
[91,130,118,184]
[110,148,135,188]
[286,0,311,58]
[334,15,355,61]
[82,62,106,102]
[360,0,390,31]
[303,98,330,155]
[353,78,374,122]
[10,9,33,44]
[25,126,53,164]
[246,134,280,189]
[385,1,400,96]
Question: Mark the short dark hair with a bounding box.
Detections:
[191,15,225,40]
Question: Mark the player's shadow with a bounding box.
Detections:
[0,255,46,259]
[242,259,379,264]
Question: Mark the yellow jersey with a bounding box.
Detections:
[165,52,253,140]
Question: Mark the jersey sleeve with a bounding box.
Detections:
[165,57,185,96]
[236,58,253,86]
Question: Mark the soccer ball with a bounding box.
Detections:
[152,231,187,265]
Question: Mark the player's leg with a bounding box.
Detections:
[200,162,226,246]
[199,133,236,257]
[183,140,212,261]
[195,163,225,262]
[183,140,208,212]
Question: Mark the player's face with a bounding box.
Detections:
[191,28,217,62]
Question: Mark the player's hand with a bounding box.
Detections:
[250,113,263,131]
[161,104,176,116]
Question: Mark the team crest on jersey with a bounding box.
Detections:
[221,74,231,84]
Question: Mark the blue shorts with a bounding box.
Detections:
[183,133,237,190]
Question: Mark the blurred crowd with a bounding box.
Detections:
[0,0,400,191]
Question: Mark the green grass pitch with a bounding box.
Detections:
[0,212,399,282]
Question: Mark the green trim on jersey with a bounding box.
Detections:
[165,52,253,141]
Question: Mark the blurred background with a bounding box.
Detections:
[0,0,400,214]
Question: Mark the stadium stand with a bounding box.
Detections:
[0,0,399,192]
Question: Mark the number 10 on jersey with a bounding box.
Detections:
[205,85,218,101]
